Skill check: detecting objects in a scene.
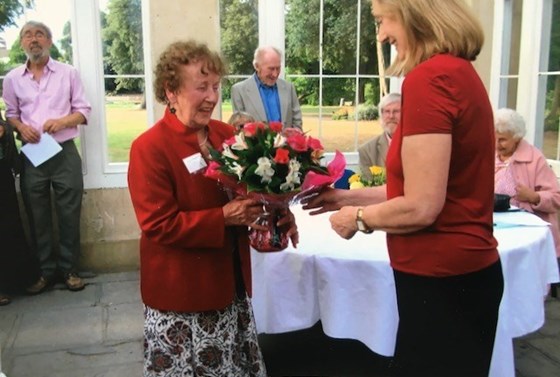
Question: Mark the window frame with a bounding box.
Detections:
[72,0,152,188]
[17,1,546,188]
[490,0,553,153]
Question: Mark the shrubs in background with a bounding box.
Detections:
[331,103,378,121]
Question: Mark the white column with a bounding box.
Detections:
[258,0,286,77]
[71,0,118,187]
[516,0,551,148]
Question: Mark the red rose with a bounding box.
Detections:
[307,136,323,151]
[269,121,283,133]
[283,128,303,138]
[224,136,236,146]
[243,122,265,137]
[287,133,308,152]
[274,148,290,164]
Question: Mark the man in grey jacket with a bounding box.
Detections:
[358,93,401,180]
[231,46,302,129]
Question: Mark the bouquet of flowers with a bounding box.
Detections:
[205,121,345,251]
[348,165,386,189]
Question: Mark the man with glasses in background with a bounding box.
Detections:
[358,92,401,180]
[2,21,91,294]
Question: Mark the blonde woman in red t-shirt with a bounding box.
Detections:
[303,1,503,376]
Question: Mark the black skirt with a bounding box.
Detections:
[0,158,40,292]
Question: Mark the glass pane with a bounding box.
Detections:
[101,0,146,163]
[543,73,560,160]
[221,77,247,123]
[105,83,147,162]
[304,78,355,152]
[285,0,320,75]
[500,77,518,109]
[322,0,358,74]
[0,0,72,65]
[220,0,258,76]
[0,0,72,143]
[359,0,378,75]
[507,0,523,75]
[542,2,560,159]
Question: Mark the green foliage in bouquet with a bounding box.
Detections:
[207,121,329,195]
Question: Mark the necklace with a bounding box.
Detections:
[198,126,209,147]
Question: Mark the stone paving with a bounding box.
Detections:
[0,272,143,377]
[0,271,558,377]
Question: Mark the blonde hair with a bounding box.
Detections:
[153,40,227,104]
[228,111,255,130]
[374,0,484,76]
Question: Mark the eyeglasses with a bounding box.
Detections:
[22,31,47,41]
[382,109,400,116]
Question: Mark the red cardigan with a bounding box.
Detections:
[128,108,251,312]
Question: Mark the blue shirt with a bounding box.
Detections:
[254,74,281,123]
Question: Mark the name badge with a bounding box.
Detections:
[183,153,207,173]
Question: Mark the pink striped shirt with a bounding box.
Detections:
[2,58,91,143]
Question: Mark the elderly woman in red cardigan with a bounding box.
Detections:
[128,40,297,377]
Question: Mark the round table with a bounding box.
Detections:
[251,206,560,377]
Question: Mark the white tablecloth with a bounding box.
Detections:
[251,206,560,377]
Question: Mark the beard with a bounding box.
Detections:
[25,45,50,63]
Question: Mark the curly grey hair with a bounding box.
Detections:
[494,108,526,139]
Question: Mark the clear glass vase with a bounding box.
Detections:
[249,207,289,252]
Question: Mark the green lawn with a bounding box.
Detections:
[105,99,380,162]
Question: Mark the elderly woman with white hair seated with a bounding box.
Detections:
[494,108,560,264]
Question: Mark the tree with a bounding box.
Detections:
[8,37,62,65]
[0,0,34,31]
[284,0,379,105]
[59,21,72,63]
[219,0,258,100]
[545,0,560,131]
[103,0,144,93]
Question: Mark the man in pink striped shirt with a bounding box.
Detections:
[2,21,91,294]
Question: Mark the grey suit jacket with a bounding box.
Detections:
[357,133,390,180]
[231,74,302,129]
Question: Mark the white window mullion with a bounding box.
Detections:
[258,0,285,77]
[71,0,128,188]
[489,0,508,108]
[142,0,155,128]
[318,0,324,140]
[516,0,549,148]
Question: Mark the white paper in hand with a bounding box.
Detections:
[20,133,63,167]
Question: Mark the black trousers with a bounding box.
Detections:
[0,159,40,292]
[391,260,504,377]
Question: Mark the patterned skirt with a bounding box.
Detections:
[143,295,267,377]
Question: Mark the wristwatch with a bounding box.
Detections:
[356,207,373,234]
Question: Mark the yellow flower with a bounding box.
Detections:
[347,165,386,188]
[350,181,365,189]
[348,173,362,184]
[369,165,385,176]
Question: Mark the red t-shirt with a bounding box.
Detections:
[385,54,499,277]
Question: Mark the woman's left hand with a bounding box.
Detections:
[329,206,358,239]
[276,208,299,247]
